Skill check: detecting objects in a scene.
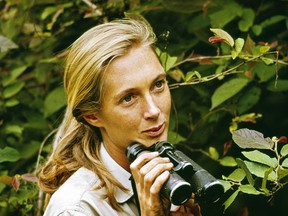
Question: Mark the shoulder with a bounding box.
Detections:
[44,167,104,216]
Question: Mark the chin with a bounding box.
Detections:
[148,137,168,147]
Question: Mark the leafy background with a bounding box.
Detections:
[0,0,287,215]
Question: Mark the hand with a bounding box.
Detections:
[169,194,202,216]
[130,151,174,216]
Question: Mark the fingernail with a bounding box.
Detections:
[152,151,159,156]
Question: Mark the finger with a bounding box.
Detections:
[169,204,202,216]
[184,197,196,209]
[140,162,173,199]
[139,157,171,177]
[149,170,170,195]
[130,151,159,173]
[184,199,202,216]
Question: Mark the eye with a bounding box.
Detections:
[123,94,132,103]
[120,93,135,105]
[154,79,165,90]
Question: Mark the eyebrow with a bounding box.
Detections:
[114,73,167,101]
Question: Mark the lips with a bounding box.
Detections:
[142,123,165,137]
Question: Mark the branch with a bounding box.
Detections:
[82,0,103,16]
[172,54,232,69]
[34,128,57,174]
[168,52,283,90]
[34,128,57,216]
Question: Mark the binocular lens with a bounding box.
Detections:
[167,177,193,205]
[200,181,225,203]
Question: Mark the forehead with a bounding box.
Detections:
[102,45,165,94]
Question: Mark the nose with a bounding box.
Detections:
[143,94,160,120]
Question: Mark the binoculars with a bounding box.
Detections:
[126,141,224,205]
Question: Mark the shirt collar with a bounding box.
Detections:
[99,143,134,203]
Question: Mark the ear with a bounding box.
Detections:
[83,114,103,127]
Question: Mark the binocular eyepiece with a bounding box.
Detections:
[126,141,224,206]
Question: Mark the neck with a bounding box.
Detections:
[103,143,131,172]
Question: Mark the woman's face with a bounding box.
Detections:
[90,45,171,165]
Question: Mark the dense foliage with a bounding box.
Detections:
[0,0,287,215]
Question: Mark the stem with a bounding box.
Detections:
[82,0,103,16]
[169,70,243,89]
[172,55,232,68]
[168,51,287,89]
[274,141,281,181]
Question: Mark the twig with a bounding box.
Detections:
[168,52,280,89]
[34,128,57,174]
[34,128,57,216]
[82,0,102,16]
[169,70,243,89]
[172,54,232,68]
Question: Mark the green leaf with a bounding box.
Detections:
[231,38,244,59]
[210,78,249,110]
[185,71,201,82]
[280,144,288,157]
[2,65,27,87]
[0,200,7,208]
[259,15,286,29]
[167,69,184,82]
[238,8,255,32]
[260,57,274,65]
[235,38,244,53]
[232,128,274,149]
[3,124,24,136]
[267,80,288,92]
[5,98,19,107]
[215,65,226,80]
[239,184,262,195]
[210,28,234,47]
[168,131,186,144]
[165,55,178,71]
[223,189,240,211]
[252,25,262,35]
[209,147,219,160]
[219,156,237,167]
[209,2,242,28]
[282,158,288,168]
[242,150,278,168]
[0,35,18,52]
[244,160,277,181]
[18,141,41,159]
[3,81,25,98]
[44,86,66,117]
[226,168,246,182]
[237,86,261,114]
[0,147,20,163]
[243,35,255,54]
[0,183,6,194]
[236,158,254,185]
[262,167,273,194]
[259,45,270,54]
[218,180,232,192]
[159,52,177,72]
[41,6,58,20]
[278,167,288,180]
[253,62,276,83]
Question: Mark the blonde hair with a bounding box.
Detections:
[38,16,156,211]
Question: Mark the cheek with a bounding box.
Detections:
[161,91,171,114]
[114,113,140,129]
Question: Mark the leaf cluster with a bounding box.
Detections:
[219,128,288,212]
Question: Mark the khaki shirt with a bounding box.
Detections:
[43,144,139,216]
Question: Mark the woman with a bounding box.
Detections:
[38,15,201,216]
